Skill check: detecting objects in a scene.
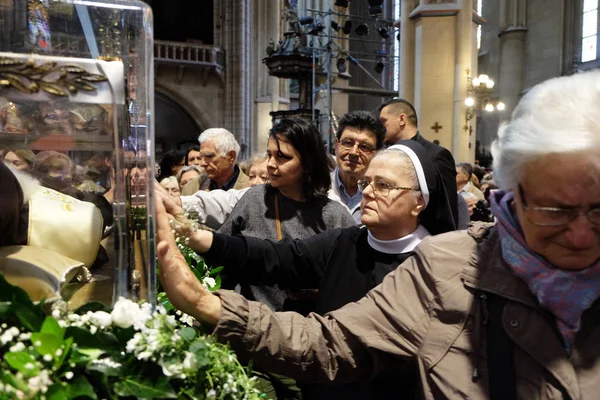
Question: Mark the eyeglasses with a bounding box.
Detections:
[518,184,600,226]
[357,179,418,197]
[338,138,376,154]
[198,152,217,161]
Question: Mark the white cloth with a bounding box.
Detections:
[367,225,430,254]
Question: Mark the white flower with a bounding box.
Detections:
[89,311,112,329]
[55,349,63,357]
[89,325,98,335]
[24,363,34,370]
[28,369,53,395]
[43,354,52,362]
[202,277,216,289]
[18,333,31,341]
[9,342,25,352]
[64,372,73,380]
[90,358,122,370]
[111,297,142,329]
[51,309,61,319]
[207,389,216,398]
[182,351,197,371]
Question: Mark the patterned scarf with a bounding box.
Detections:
[491,190,600,350]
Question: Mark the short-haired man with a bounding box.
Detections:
[198,128,249,191]
[378,99,458,230]
[329,110,386,223]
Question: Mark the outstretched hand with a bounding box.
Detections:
[155,194,221,325]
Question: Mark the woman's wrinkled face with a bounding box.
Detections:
[248,159,269,186]
[360,155,424,239]
[162,181,180,197]
[266,136,304,192]
[514,153,600,270]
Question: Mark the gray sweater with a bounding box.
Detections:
[218,184,355,311]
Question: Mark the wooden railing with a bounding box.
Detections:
[154,40,224,70]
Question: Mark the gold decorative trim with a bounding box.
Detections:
[0,57,108,97]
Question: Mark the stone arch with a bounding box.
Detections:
[154,85,212,154]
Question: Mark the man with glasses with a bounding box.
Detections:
[198,128,249,191]
[378,99,458,230]
[329,110,386,223]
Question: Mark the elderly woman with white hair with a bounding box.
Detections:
[156,71,600,399]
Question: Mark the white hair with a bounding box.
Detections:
[492,70,600,190]
[159,176,179,189]
[198,128,241,162]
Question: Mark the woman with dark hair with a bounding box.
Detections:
[214,117,353,399]
[157,149,185,181]
[218,118,354,310]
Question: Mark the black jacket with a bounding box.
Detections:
[411,132,458,229]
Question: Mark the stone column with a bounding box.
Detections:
[224,0,252,158]
[399,0,416,102]
[451,0,475,162]
[498,0,527,115]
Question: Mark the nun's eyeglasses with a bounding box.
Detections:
[518,184,600,226]
[357,179,419,197]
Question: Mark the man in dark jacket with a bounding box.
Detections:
[378,98,458,229]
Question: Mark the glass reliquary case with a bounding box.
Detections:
[0,0,155,306]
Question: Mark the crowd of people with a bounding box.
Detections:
[2,70,599,399]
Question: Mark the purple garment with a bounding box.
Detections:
[490,190,600,350]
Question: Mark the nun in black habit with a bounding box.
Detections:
[160,140,456,400]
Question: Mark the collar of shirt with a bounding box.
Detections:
[334,168,362,210]
[367,225,431,254]
[458,181,472,193]
[210,164,240,191]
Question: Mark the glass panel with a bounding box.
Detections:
[0,0,155,308]
[583,10,598,38]
[582,35,598,62]
[583,0,598,13]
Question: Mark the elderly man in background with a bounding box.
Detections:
[328,110,385,223]
[199,128,248,191]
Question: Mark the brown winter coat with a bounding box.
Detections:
[214,223,600,399]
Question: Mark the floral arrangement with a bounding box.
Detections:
[0,245,261,399]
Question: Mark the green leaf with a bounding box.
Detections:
[67,375,98,399]
[66,327,119,351]
[14,304,43,331]
[0,274,33,306]
[73,301,111,314]
[4,351,39,375]
[212,275,222,291]
[209,266,224,276]
[55,336,73,370]
[179,327,196,342]
[77,348,104,360]
[0,370,29,392]
[41,316,65,340]
[31,332,62,356]
[114,376,177,398]
[46,383,68,400]
[0,301,11,317]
